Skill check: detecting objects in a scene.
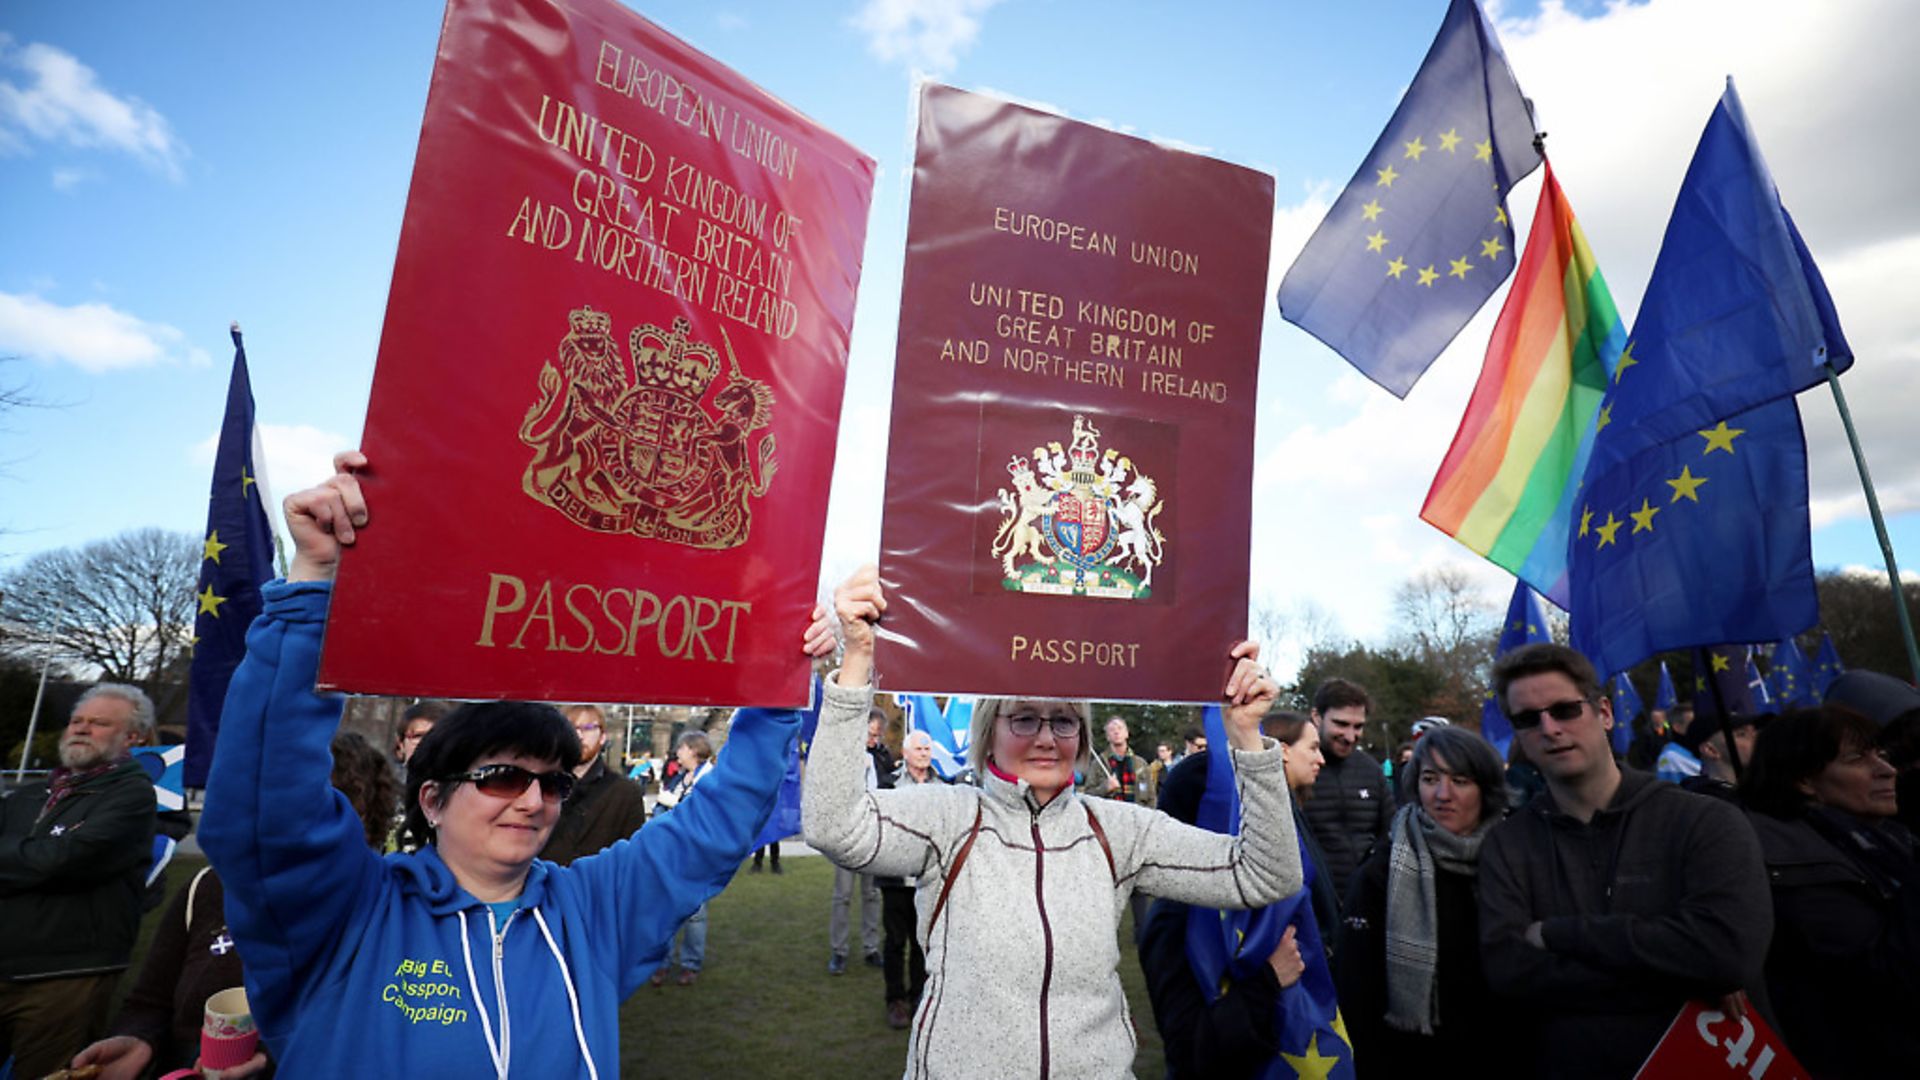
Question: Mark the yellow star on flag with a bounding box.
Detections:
[1630,498,1660,534]
[1365,230,1388,253]
[1376,164,1399,187]
[1596,402,1613,431]
[1614,341,1639,382]
[1494,204,1509,227]
[1711,652,1732,673]
[1474,138,1494,162]
[1438,128,1462,153]
[202,530,229,564]
[1697,675,1708,692]
[1667,466,1708,503]
[197,584,229,618]
[1360,199,1384,222]
[1331,1012,1351,1051]
[1448,256,1473,279]
[1595,512,1623,548]
[1417,265,1439,287]
[1480,236,1506,260]
[1699,421,1745,455]
[1579,506,1593,538]
[241,468,257,496]
[1282,1033,1342,1080]
[1403,135,1427,161]
[1385,256,1408,279]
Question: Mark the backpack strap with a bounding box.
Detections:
[1082,802,1117,885]
[927,803,984,934]
[184,864,215,934]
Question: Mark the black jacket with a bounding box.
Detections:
[1303,748,1394,896]
[539,757,649,865]
[1748,810,1920,1079]
[1478,769,1772,1079]
[0,758,158,979]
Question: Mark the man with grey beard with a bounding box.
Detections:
[0,683,159,1078]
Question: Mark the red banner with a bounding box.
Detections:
[318,0,873,707]
[876,85,1273,701]
[1636,1001,1807,1080]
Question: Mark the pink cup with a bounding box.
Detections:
[200,987,259,1071]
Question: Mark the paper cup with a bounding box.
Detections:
[201,986,259,1070]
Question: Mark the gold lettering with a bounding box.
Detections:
[477,574,526,647]
[560,584,599,654]
[509,580,558,650]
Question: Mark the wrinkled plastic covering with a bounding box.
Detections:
[320,0,875,707]
[876,85,1271,703]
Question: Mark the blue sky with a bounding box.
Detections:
[3,0,1916,679]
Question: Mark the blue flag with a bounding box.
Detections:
[1584,79,1851,478]
[1481,580,1552,758]
[1692,645,1761,722]
[1277,0,1539,397]
[1746,654,1773,708]
[1811,633,1845,699]
[1185,706,1353,1079]
[186,326,278,788]
[1655,661,1680,712]
[903,694,975,781]
[1766,638,1815,707]
[1609,673,1642,754]
[752,677,823,850]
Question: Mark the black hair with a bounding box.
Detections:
[1403,726,1510,823]
[1491,642,1602,710]
[1312,678,1372,717]
[330,731,401,850]
[399,701,581,847]
[1741,705,1879,819]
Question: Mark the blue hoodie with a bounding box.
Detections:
[200,580,797,1078]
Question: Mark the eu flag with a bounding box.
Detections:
[1811,633,1845,698]
[185,325,278,788]
[752,677,822,850]
[1277,0,1539,397]
[1692,645,1762,721]
[1481,580,1552,758]
[1185,705,1354,1079]
[1583,79,1852,477]
[1655,661,1679,712]
[1767,638,1816,707]
[1609,673,1642,755]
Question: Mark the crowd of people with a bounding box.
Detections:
[1,451,1915,1079]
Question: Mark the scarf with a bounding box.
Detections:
[40,758,124,820]
[1382,802,1490,1034]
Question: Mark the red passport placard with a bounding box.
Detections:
[319,0,874,707]
[876,85,1273,702]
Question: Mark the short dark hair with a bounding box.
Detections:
[1312,678,1371,717]
[1741,705,1880,819]
[1260,709,1312,745]
[1182,724,1205,744]
[403,699,454,724]
[401,701,581,846]
[1403,726,1510,823]
[1491,642,1602,711]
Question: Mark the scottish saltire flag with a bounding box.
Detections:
[132,743,186,886]
[1692,645,1762,721]
[753,676,823,849]
[1609,673,1642,754]
[1583,79,1852,478]
[1747,654,1773,707]
[1277,0,1539,397]
[1480,580,1552,757]
[1423,165,1624,605]
[1186,705,1354,1080]
[186,325,278,788]
[903,693,974,780]
[1811,633,1845,698]
[1655,661,1680,712]
[1767,638,1816,707]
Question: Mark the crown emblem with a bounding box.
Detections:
[568,307,612,336]
[630,316,719,398]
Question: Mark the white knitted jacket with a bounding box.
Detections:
[802,680,1302,1079]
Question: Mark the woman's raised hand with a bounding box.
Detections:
[1221,640,1278,752]
[803,564,884,688]
[285,450,369,583]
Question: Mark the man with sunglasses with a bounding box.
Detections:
[1477,642,1772,1080]
[540,704,651,865]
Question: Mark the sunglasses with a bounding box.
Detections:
[1003,712,1081,739]
[444,763,575,803]
[1508,699,1590,731]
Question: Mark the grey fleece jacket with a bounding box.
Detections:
[803,679,1303,1080]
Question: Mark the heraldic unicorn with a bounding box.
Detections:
[992,413,1166,600]
[520,306,777,550]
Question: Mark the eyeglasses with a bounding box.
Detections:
[573,723,603,735]
[1508,699,1590,731]
[1002,712,1081,739]
[444,763,575,803]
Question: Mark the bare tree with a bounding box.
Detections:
[1391,564,1501,719]
[0,527,200,721]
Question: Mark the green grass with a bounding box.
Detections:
[130,852,1168,1077]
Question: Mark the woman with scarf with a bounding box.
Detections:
[1742,705,1920,1078]
[1336,725,1508,1076]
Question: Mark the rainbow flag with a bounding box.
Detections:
[1420,163,1624,606]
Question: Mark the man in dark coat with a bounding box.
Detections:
[0,684,159,1078]
[540,703,649,864]
[1302,677,1393,896]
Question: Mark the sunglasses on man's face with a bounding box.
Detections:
[1508,699,1590,731]
[1003,712,1081,739]
[445,763,575,803]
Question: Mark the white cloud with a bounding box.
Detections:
[49,165,93,190]
[852,0,1004,73]
[0,291,199,372]
[0,39,186,179]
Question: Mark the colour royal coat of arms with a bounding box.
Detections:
[520,307,777,550]
[991,414,1165,599]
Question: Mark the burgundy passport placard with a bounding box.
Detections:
[319,0,874,707]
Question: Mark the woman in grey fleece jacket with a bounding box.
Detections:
[802,567,1304,1080]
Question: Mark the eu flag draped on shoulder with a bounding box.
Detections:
[1480,580,1551,757]
[1568,81,1845,679]
[186,324,278,788]
[903,693,974,781]
[1186,705,1354,1079]
[1278,0,1540,397]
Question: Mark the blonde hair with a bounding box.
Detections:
[967,698,1095,777]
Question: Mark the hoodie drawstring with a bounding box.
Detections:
[457,910,508,1079]
[534,908,600,1080]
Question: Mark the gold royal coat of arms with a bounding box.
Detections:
[992,414,1165,599]
[520,307,777,550]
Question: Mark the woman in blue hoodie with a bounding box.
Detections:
[199,452,798,1078]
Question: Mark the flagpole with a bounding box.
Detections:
[1825,367,1920,683]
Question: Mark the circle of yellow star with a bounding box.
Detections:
[202,530,229,564]
[1474,138,1494,162]
[1360,199,1384,222]
[1438,128,1462,153]
[1667,466,1708,503]
[1385,256,1408,279]
[1375,164,1399,187]
[1403,135,1427,161]
[1579,506,1593,538]
[1698,421,1745,455]
[1416,265,1439,287]
[1595,512,1624,548]
[1480,236,1506,260]
[1630,498,1660,534]
[1614,341,1639,382]
[1448,256,1474,279]
[197,584,229,618]
[1365,230,1388,253]
[1711,652,1732,673]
